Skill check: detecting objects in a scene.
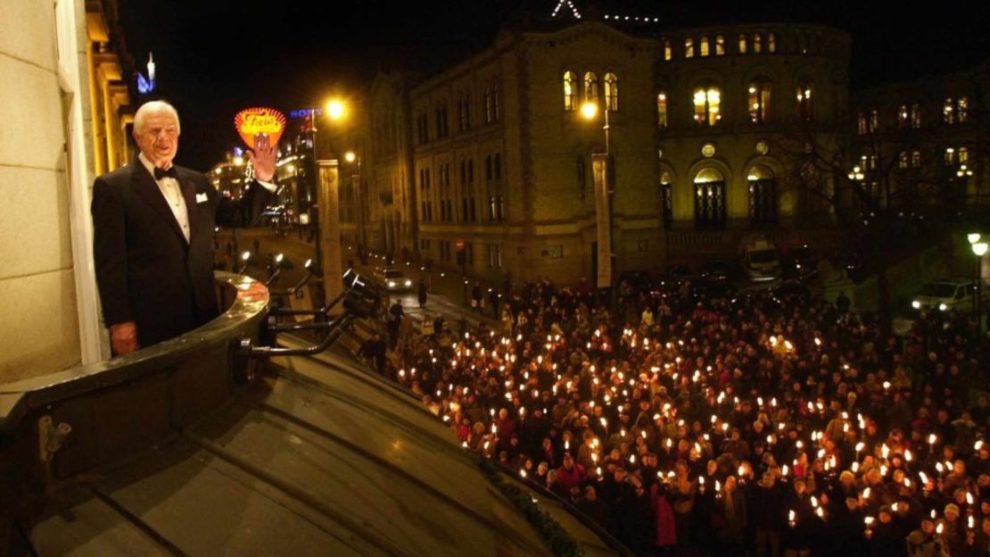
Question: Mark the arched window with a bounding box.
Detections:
[748,80,772,123]
[663,40,672,61]
[768,32,777,53]
[738,33,748,54]
[910,104,922,128]
[563,71,577,111]
[700,35,710,57]
[693,85,721,126]
[898,151,909,169]
[684,37,695,58]
[694,168,726,227]
[796,80,814,121]
[748,165,776,224]
[484,87,493,123]
[583,72,599,103]
[753,32,763,53]
[656,91,668,128]
[715,35,725,55]
[604,73,619,111]
[492,83,501,121]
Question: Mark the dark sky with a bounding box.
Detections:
[117,0,989,170]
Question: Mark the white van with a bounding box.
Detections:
[742,239,782,282]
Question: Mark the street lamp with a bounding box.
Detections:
[310,97,349,306]
[971,235,987,334]
[581,100,614,298]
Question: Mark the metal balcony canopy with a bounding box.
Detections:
[29,344,617,557]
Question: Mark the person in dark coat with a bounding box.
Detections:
[577,484,608,527]
[360,333,387,375]
[92,100,275,354]
[752,471,785,557]
[418,281,428,308]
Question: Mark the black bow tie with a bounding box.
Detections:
[154,166,177,180]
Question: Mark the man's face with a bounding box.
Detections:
[134,110,179,167]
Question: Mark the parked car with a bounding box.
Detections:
[376,268,413,292]
[769,279,812,305]
[782,245,820,280]
[742,239,782,282]
[911,280,977,313]
[697,260,736,283]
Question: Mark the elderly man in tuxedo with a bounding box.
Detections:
[92,100,277,356]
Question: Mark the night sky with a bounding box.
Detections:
[117,0,988,171]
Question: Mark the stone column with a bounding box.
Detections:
[317,160,344,306]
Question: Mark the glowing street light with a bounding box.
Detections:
[344,150,357,164]
[326,98,347,121]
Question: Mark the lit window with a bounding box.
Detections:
[945,147,956,166]
[664,40,672,61]
[796,81,814,121]
[685,37,694,58]
[715,35,725,55]
[738,33,748,54]
[748,80,772,124]
[869,109,879,132]
[959,147,969,164]
[563,71,576,111]
[898,152,909,169]
[694,168,726,227]
[753,32,763,53]
[910,104,922,128]
[898,105,909,128]
[857,112,867,136]
[958,97,969,122]
[911,151,922,168]
[943,98,955,124]
[604,73,619,111]
[768,32,777,53]
[584,72,599,103]
[657,91,668,128]
[694,85,722,126]
[700,35,710,57]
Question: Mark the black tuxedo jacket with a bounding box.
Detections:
[92,162,271,348]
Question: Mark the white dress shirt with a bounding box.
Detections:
[139,153,191,242]
[138,153,277,243]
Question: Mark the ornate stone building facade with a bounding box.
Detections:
[0,0,135,382]
[361,19,852,284]
[850,62,990,209]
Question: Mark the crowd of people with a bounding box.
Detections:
[372,274,990,556]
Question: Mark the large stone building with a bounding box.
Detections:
[0,0,134,383]
[850,62,990,210]
[358,16,854,284]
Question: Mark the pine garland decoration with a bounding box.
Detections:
[479,459,584,557]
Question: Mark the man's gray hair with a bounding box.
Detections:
[134,100,181,134]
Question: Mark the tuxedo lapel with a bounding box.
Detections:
[177,169,198,239]
[130,164,188,243]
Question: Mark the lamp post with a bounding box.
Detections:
[581,100,614,299]
[310,97,348,305]
[969,234,987,334]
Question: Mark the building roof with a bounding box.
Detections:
[28,344,621,557]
